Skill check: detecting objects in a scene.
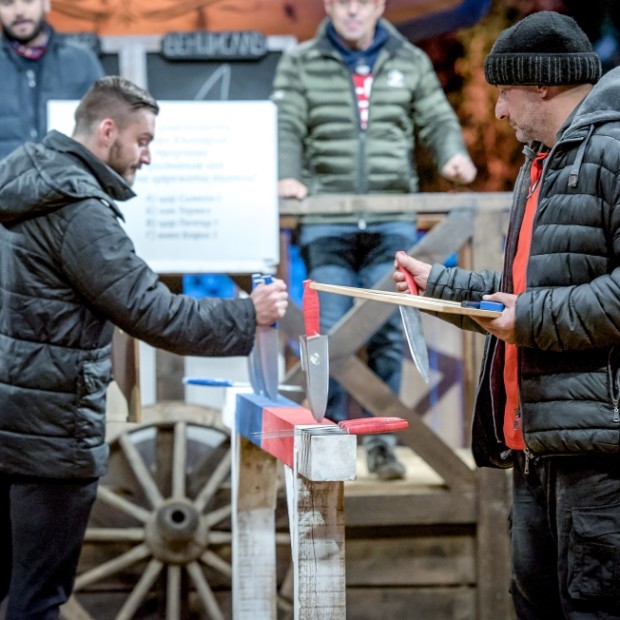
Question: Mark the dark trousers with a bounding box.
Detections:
[511,452,620,619]
[0,474,98,620]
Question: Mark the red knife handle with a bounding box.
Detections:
[302,279,321,337]
[398,263,419,296]
[338,417,409,434]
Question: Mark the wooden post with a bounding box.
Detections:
[230,392,357,620]
[231,433,279,619]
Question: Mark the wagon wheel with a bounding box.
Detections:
[65,420,237,619]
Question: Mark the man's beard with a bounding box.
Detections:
[3,16,46,46]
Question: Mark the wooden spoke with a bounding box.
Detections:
[119,433,164,509]
[194,448,232,512]
[116,558,163,620]
[204,503,232,528]
[83,527,144,543]
[166,564,181,620]
[74,544,151,590]
[172,421,187,499]
[199,549,233,578]
[186,561,225,620]
[94,485,151,523]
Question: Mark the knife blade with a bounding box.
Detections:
[299,279,329,422]
[248,273,280,400]
[398,265,430,384]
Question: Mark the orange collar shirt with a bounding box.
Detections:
[503,152,548,450]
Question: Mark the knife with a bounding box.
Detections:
[248,273,280,400]
[183,377,303,392]
[398,265,430,384]
[255,417,409,439]
[299,279,329,422]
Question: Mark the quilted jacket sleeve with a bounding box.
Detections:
[426,262,501,334]
[59,200,256,357]
[271,51,309,182]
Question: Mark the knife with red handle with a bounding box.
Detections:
[299,279,329,422]
[338,417,409,434]
[398,263,430,383]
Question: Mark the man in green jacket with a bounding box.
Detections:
[272,0,476,479]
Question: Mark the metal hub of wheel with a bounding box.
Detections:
[64,418,235,620]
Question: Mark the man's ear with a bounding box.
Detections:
[536,85,550,99]
[97,118,117,147]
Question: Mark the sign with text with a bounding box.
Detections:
[48,100,279,274]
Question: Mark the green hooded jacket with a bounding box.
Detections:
[271,18,470,223]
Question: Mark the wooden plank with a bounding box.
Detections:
[231,435,278,620]
[285,468,346,620]
[279,192,512,217]
[346,536,476,586]
[476,468,515,620]
[309,282,502,318]
[345,490,477,527]
[344,586,476,620]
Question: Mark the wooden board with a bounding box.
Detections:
[309,282,503,319]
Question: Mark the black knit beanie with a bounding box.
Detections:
[485,11,602,86]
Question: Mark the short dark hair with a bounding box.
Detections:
[73,76,159,134]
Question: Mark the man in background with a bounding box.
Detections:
[0,75,288,619]
[272,0,476,479]
[395,11,620,618]
[0,0,104,159]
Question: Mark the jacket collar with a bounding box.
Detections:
[43,130,136,206]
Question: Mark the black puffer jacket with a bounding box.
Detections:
[426,66,620,468]
[0,131,256,479]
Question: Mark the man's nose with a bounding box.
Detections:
[495,99,507,121]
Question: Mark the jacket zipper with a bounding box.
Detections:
[608,350,620,423]
[523,447,532,475]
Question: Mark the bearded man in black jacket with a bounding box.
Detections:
[396,11,620,620]
[0,75,288,619]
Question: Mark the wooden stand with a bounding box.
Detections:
[230,392,357,620]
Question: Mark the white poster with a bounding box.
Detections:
[48,100,279,274]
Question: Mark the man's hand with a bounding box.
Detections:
[251,278,289,326]
[441,154,477,185]
[278,178,308,199]
[393,251,431,293]
[473,292,517,344]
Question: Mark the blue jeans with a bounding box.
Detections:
[511,452,620,619]
[0,474,98,619]
[299,221,417,450]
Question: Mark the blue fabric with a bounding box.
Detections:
[326,20,389,73]
[299,220,417,448]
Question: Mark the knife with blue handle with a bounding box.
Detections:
[248,273,280,401]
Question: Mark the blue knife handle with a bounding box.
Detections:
[461,300,505,312]
[184,377,233,387]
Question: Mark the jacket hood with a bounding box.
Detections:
[565,66,620,133]
[0,130,134,224]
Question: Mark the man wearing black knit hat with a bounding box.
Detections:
[395,11,620,619]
